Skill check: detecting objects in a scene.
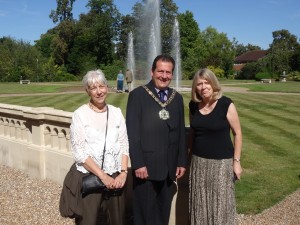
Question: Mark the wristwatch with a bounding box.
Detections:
[234,158,240,162]
[121,170,128,174]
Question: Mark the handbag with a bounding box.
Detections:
[82,172,123,197]
[82,173,108,197]
[81,107,124,198]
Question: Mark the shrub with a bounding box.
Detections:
[255,72,272,81]
[100,60,125,80]
[288,71,300,81]
[237,62,261,80]
[207,66,225,78]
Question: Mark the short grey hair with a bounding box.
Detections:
[191,68,222,102]
[82,69,107,91]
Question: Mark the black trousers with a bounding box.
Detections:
[132,176,176,225]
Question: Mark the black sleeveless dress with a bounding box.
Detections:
[189,96,236,225]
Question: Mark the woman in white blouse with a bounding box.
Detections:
[70,69,129,225]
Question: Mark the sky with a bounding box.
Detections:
[0,0,299,50]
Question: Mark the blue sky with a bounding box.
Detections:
[0,0,299,49]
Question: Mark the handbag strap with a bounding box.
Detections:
[101,105,109,169]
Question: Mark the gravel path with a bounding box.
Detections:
[1,165,299,225]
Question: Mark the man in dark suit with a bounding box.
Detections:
[126,55,188,225]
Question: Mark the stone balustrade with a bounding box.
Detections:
[0,103,74,184]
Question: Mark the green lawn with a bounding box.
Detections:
[0,81,299,214]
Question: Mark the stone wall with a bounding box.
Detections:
[0,103,74,184]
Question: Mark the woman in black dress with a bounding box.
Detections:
[188,68,243,225]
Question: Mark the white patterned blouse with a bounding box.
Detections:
[70,104,129,175]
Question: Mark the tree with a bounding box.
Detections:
[290,45,300,72]
[51,20,76,66]
[178,11,200,60]
[0,37,15,81]
[160,0,178,54]
[0,37,42,82]
[233,42,261,57]
[84,0,121,64]
[177,11,201,79]
[200,26,235,77]
[35,32,56,58]
[269,29,300,76]
[117,15,135,60]
[49,0,75,23]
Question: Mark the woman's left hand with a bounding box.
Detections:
[112,172,127,189]
[233,161,242,180]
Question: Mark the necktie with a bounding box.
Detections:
[159,90,166,103]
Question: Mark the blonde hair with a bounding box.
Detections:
[191,68,222,102]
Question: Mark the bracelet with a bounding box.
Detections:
[234,158,240,162]
[121,170,128,174]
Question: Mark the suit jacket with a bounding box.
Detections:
[126,81,187,181]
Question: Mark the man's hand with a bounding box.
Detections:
[135,166,149,179]
[176,167,186,179]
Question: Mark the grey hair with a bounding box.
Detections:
[82,69,107,91]
[191,68,223,102]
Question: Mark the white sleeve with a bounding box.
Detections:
[70,110,89,163]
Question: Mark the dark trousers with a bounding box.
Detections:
[75,190,125,225]
[132,176,176,225]
[117,80,124,91]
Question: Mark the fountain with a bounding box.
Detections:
[171,17,182,90]
[126,31,136,88]
[130,0,161,81]
[126,0,182,90]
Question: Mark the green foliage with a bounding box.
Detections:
[51,20,76,66]
[99,60,125,81]
[198,26,235,77]
[117,15,135,60]
[233,43,261,57]
[288,71,300,81]
[160,0,179,55]
[255,72,272,81]
[35,33,56,58]
[49,0,75,23]
[0,37,42,82]
[53,66,78,81]
[177,11,201,79]
[269,29,300,76]
[207,65,224,78]
[237,62,262,80]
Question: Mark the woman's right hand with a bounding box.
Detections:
[101,174,115,189]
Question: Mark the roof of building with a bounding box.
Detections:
[235,50,268,63]
[233,64,246,72]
